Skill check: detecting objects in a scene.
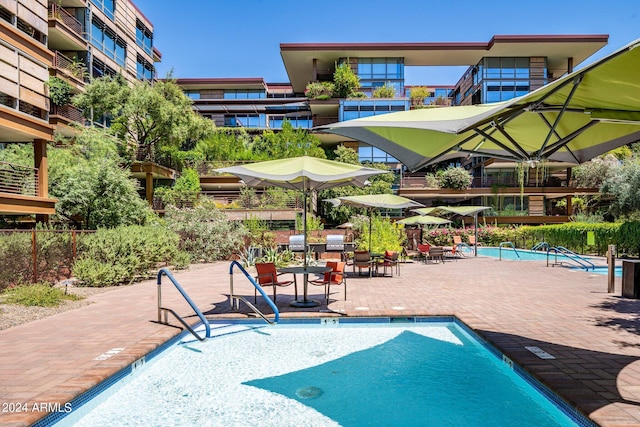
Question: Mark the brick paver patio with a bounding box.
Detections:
[1,256,639,426]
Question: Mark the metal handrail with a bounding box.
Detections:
[531,242,550,251]
[546,246,595,271]
[157,268,210,341]
[229,260,280,324]
[499,242,520,260]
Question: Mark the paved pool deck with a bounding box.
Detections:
[1,256,639,426]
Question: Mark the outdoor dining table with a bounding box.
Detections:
[278,265,332,308]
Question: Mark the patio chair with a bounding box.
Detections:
[353,250,375,277]
[417,243,431,263]
[428,246,445,264]
[453,235,463,246]
[468,235,481,246]
[445,244,464,260]
[254,262,296,303]
[310,261,347,302]
[378,250,400,276]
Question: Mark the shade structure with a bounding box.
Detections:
[216,156,387,307]
[325,194,424,251]
[413,206,491,256]
[396,215,452,226]
[318,38,640,171]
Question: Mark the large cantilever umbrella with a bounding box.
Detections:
[216,156,387,268]
[318,38,640,171]
[325,194,424,251]
[397,215,452,226]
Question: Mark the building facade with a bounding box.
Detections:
[178,35,608,223]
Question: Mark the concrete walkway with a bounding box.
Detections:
[1,257,640,426]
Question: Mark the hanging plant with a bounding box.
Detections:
[516,161,528,208]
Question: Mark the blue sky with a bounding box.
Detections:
[132,0,640,85]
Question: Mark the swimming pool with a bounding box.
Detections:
[50,318,592,426]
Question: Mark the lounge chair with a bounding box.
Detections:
[378,250,400,276]
[468,235,481,246]
[310,261,347,302]
[453,235,463,246]
[254,262,296,303]
[353,250,375,277]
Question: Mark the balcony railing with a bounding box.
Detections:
[0,161,38,196]
[52,51,89,83]
[48,4,83,37]
[51,104,85,125]
[400,176,572,189]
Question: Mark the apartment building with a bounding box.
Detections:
[180,35,608,223]
[0,0,162,220]
[0,0,55,218]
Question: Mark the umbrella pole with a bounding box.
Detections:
[303,189,308,268]
[368,210,372,252]
[474,213,478,257]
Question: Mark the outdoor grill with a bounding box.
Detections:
[288,234,306,252]
[325,234,345,252]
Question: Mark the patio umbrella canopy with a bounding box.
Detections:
[216,156,387,267]
[318,38,640,171]
[413,206,491,256]
[325,194,424,252]
[396,215,452,226]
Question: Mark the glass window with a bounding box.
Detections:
[136,20,153,56]
[91,0,114,21]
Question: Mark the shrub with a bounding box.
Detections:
[2,283,82,307]
[304,82,334,99]
[73,225,187,286]
[164,202,247,262]
[332,60,360,98]
[373,83,396,98]
[0,232,32,290]
[437,167,473,190]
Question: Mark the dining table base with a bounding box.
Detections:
[290,299,321,308]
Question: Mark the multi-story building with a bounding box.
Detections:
[182,35,608,224]
[0,0,55,219]
[0,0,164,222]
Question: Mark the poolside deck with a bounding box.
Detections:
[1,256,639,426]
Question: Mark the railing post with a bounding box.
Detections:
[607,244,616,293]
[32,229,37,283]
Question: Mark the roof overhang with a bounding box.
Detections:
[281,34,609,92]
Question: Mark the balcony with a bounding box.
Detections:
[0,161,38,196]
[51,51,89,88]
[49,104,85,135]
[48,4,87,51]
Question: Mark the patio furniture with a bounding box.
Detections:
[254,262,296,303]
[353,250,375,277]
[378,250,400,276]
[417,243,431,263]
[310,261,347,302]
[428,247,445,264]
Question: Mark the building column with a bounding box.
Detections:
[312,58,317,82]
[146,172,153,205]
[34,139,48,198]
[566,195,573,215]
[567,57,574,73]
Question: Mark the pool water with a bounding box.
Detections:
[476,247,620,276]
[54,319,589,426]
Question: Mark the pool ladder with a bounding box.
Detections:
[157,268,211,341]
[229,260,280,325]
[499,242,520,260]
[546,246,595,271]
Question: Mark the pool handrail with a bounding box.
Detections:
[157,267,211,341]
[229,260,280,324]
[499,242,520,260]
[546,246,595,271]
[531,242,551,252]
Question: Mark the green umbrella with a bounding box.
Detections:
[396,215,452,226]
[319,38,640,171]
[325,194,424,251]
[216,156,387,267]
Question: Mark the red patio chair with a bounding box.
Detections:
[254,262,296,303]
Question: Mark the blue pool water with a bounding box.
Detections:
[52,319,590,426]
[475,247,620,276]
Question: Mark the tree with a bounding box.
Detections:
[49,129,156,229]
[602,156,640,219]
[437,166,473,190]
[74,75,215,166]
[46,77,73,107]
[332,60,360,98]
[250,120,325,160]
[572,154,620,188]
